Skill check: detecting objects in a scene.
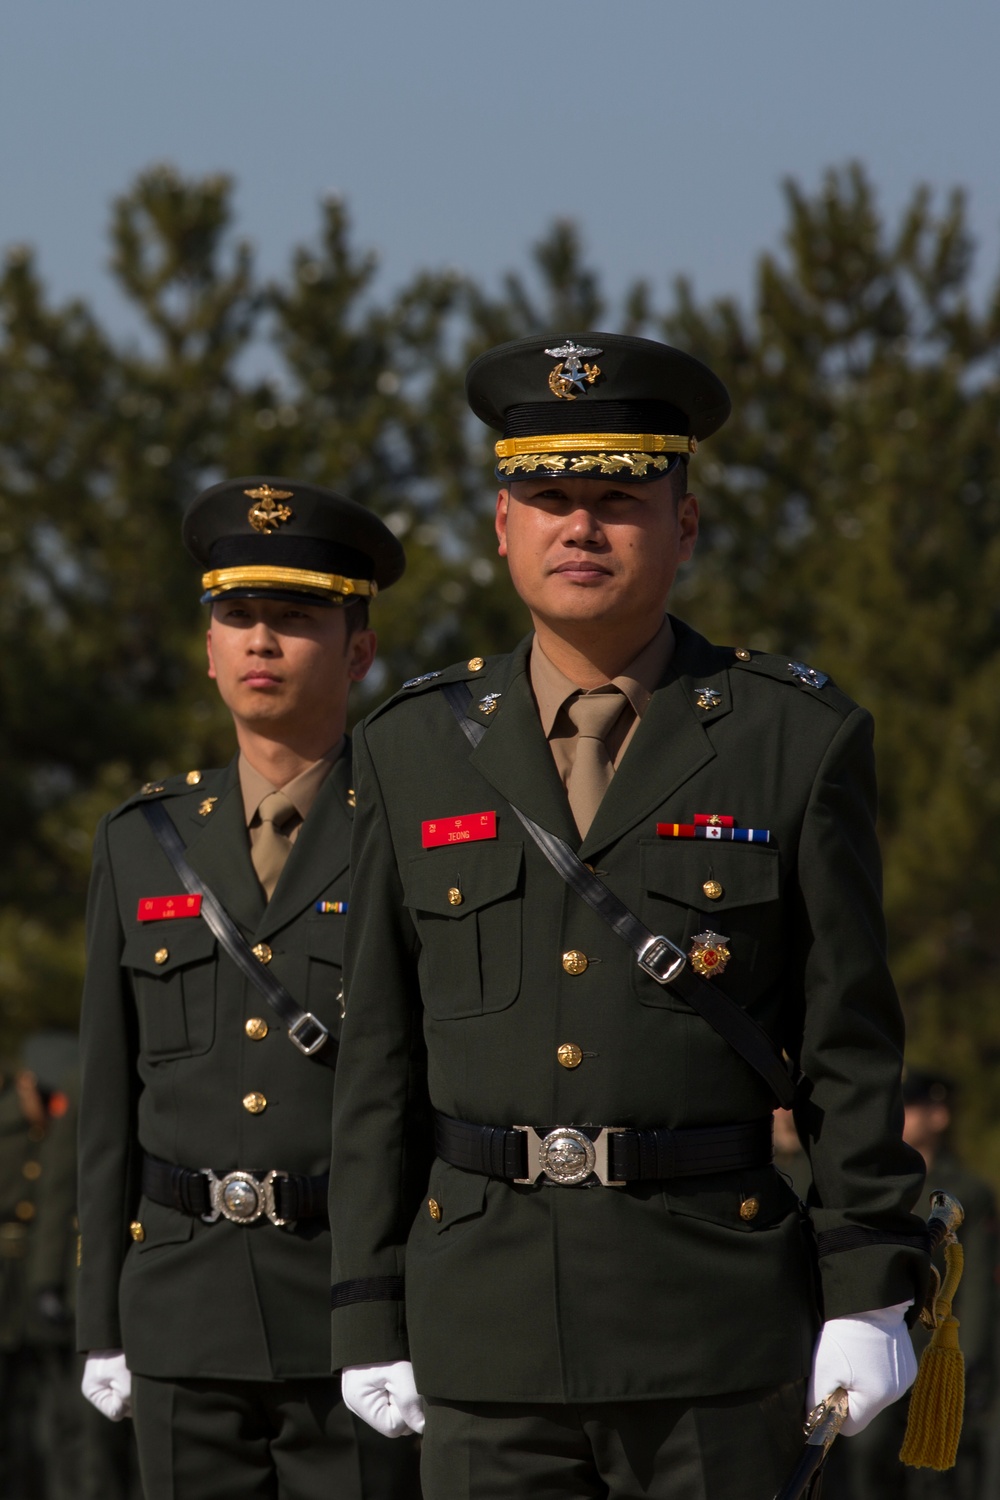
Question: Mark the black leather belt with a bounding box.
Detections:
[141,1153,329,1227]
[434,1112,773,1187]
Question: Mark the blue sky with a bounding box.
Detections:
[2,1,997,334]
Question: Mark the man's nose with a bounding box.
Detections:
[565,506,603,542]
[246,621,279,652]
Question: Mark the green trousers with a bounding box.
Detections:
[420,1382,806,1500]
[132,1373,422,1500]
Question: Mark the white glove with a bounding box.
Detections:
[82,1349,133,1421]
[342,1360,425,1437]
[808,1301,916,1436]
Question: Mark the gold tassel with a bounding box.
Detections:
[900,1239,965,1470]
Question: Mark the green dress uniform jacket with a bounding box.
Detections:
[330,618,928,1404]
[77,751,354,1379]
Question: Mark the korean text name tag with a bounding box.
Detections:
[422,812,497,849]
[137,895,203,921]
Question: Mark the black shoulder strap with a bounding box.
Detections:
[140,800,336,1068]
[440,681,794,1107]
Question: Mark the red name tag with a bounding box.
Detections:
[137,895,203,922]
[421,812,497,849]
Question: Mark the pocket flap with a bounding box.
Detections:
[122,921,217,976]
[404,844,523,917]
[303,918,346,963]
[133,1196,195,1251]
[431,1166,488,1231]
[640,840,779,911]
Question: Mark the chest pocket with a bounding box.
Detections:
[632,840,781,1009]
[122,922,217,1059]
[303,917,346,1022]
[404,843,523,1019]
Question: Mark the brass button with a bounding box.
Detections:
[557,1042,584,1070]
[154,948,169,966]
[245,1017,269,1041]
[185,770,203,786]
[347,787,356,808]
[252,943,272,965]
[735,648,751,662]
[739,1196,760,1222]
[22,1161,41,1181]
[130,1221,145,1243]
[447,887,463,907]
[702,880,724,901]
[467,656,485,671]
[561,950,589,976]
[243,1092,267,1115]
[428,1199,442,1221]
[15,1201,35,1222]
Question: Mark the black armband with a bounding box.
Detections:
[330,1276,405,1309]
[816,1226,930,1257]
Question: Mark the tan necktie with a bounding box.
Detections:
[252,790,299,900]
[565,689,626,837]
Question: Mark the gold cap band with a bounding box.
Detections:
[201,565,378,600]
[494,431,697,459]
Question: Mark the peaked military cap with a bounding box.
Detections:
[466,331,730,482]
[901,1067,956,1107]
[183,476,406,607]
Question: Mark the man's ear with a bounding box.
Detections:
[677,492,699,564]
[347,628,377,683]
[496,489,510,558]
[206,627,217,681]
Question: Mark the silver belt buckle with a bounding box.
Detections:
[513,1126,626,1187]
[637,934,687,985]
[288,1012,330,1056]
[201,1168,293,1227]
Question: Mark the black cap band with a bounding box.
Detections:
[208,534,374,581]
[503,398,690,439]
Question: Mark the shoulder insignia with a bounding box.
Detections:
[366,654,508,730]
[786,661,829,690]
[731,649,857,716]
[115,766,223,817]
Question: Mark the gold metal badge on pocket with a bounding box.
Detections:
[688,931,731,979]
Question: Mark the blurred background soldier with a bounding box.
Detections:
[77,479,421,1500]
[0,1031,80,1499]
[828,1069,999,1500]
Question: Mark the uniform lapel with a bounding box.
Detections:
[466,641,580,846]
[180,759,267,934]
[256,744,354,940]
[578,619,733,861]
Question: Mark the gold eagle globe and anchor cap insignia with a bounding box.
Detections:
[245,485,294,534]
[182,475,406,608]
[545,340,603,400]
[466,331,731,483]
[688,930,732,979]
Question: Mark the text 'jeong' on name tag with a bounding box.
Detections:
[422,812,497,849]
